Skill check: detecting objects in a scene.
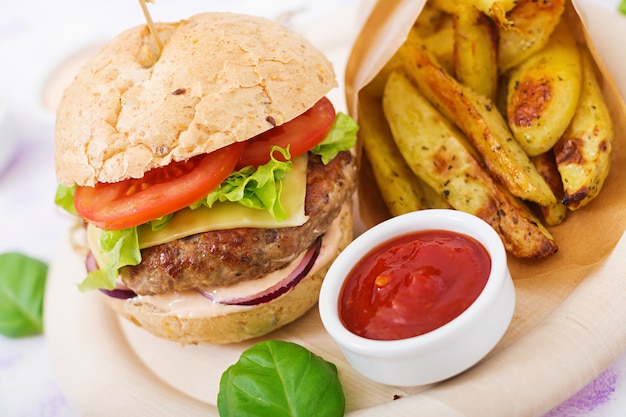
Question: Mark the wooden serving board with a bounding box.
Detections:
[44,212,626,417]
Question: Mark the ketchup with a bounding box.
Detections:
[339,230,491,341]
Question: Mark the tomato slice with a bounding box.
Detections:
[235,97,336,169]
[74,142,244,230]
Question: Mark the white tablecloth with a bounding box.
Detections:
[1,0,625,416]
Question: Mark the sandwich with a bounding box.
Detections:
[53,12,358,344]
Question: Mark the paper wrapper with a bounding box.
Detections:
[344,0,626,415]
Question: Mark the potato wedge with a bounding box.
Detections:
[431,0,516,27]
[423,27,454,75]
[398,29,557,206]
[531,152,568,226]
[383,71,557,258]
[506,21,582,156]
[358,92,447,216]
[452,3,498,100]
[414,1,451,37]
[554,48,614,210]
[498,0,566,73]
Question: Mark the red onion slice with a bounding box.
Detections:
[200,236,322,306]
[100,288,137,299]
[86,251,137,300]
[88,236,322,305]
[86,251,98,272]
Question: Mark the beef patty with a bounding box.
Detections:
[119,151,356,295]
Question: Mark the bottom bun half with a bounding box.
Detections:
[102,202,354,345]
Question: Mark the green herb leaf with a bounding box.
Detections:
[54,184,77,215]
[620,0,626,15]
[78,227,141,292]
[0,252,48,337]
[150,214,174,231]
[311,112,359,164]
[197,146,292,222]
[218,340,345,417]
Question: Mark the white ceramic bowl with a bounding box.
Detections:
[319,209,515,386]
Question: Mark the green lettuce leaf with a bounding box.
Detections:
[620,0,626,15]
[78,228,141,292]
[193,146,292,222]
[311,112,359,164]
[149,214,174,231]
[54,184,77,215]
[218,340,345,417]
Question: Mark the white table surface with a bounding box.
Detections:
[1,0,625,416]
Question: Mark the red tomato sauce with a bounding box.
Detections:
[339,230,491,341]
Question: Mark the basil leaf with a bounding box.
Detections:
[0,252,48,337]
[218,340,345,417]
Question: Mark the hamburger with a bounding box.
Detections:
[53,12,358,344]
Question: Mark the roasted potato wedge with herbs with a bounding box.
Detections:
[354,0,616,259]
[431,0,517,27]
[398,29,557,206]
[414,2,452,37]
[452,3,499,100]
[383,71,557,258]
[554,49,614,210]
[531,152,568,226]
[507,21,582,157]
[423,27,455,75]
[358,92,447,216]
[498,0,566,73]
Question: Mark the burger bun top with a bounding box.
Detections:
[55,12,337,187]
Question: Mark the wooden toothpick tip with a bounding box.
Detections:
[138,0,163,55]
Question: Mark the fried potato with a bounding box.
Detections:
[531,152,568,226]
[414,1,452,37]
[383,71,557,258]
[431,0,516,27]
[358,92,447,216]
[498,0,566,73]
[452,3,498,100]
[423,27,454,75]
[506,21,582,156]
[554,49,614,210]
[398,29,557,206]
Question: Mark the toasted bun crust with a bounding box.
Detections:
[55,12,337,187]
[102,202,353,344]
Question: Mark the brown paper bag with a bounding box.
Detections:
[343,0,626,415]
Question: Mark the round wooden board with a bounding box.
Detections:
[45,223,626,416]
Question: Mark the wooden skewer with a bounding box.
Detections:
[138,0,163,55]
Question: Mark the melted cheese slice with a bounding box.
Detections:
[137,154,309,248]
[87,154,309,261]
